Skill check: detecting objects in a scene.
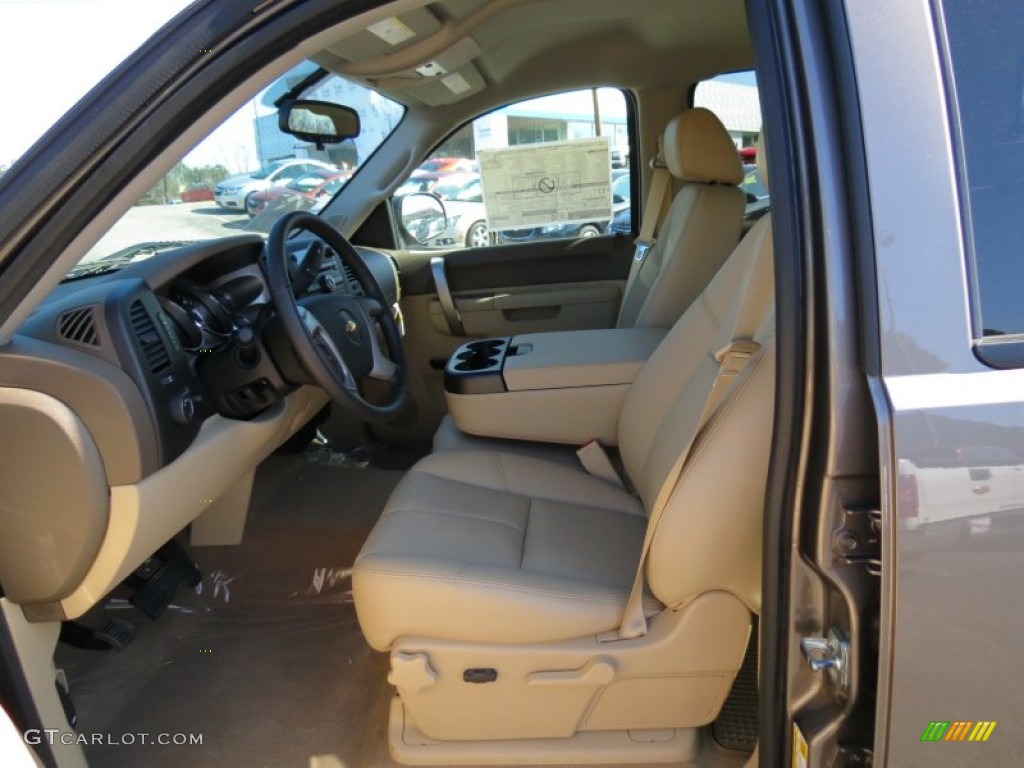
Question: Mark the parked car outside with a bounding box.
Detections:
[431,174,491,248]
[740,163,770,221]
[179,184,215,203]
[395,171,445,196]
[416,156,477,174]
[213,159,336,212]
[246,169,352,218]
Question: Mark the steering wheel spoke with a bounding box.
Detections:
[301,308,359,392]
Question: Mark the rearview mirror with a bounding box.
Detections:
[278,100,360,147]
[398,193,448,245]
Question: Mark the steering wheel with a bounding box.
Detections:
[264,211,408,422]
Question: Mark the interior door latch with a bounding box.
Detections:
[800,627,850,691]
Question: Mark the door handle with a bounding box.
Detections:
[430,256,465,336]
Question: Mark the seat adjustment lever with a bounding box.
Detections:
[527,656,615,687]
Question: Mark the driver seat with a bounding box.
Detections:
[353,149,774,758]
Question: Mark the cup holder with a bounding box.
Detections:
[467,339,505,354]
[445,337,510,394]
[451,338,507,372]
[453,351,500,372]
[454,356,499,372]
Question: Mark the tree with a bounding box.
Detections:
[141,163,233,204]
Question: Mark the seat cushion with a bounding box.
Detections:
[353,450,654,650]
[432,414,583,469]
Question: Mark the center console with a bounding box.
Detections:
[443,328,665,445]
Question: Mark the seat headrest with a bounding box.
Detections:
[756,131,769,192]
[663,108,744,185]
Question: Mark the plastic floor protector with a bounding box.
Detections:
[55,455,402,768]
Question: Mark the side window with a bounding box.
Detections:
[396,87,633,249]
[938,0,1024,345]
[694,72,767,224]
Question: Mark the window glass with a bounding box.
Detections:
[395,87,631,249]
[69,63,403,274]
[940,0,1024,338]
[694,71,768,224]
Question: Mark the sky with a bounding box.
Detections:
[0,1,761,173]
[0,0,196,168]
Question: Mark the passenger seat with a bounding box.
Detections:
[351,138,775,744]
[617,106,746,328]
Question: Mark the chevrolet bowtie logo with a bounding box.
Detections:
[345,320,358,334]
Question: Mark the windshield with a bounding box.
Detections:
[67,62,403,278]
[250,162,288,180]
[288,172,333,192]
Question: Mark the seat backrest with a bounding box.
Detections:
[616,108,745,329]
[617,135,773,612]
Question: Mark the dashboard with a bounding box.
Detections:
[4,233,399,485]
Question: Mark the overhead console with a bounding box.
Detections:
[443,328,665,445]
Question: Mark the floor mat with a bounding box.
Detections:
[711,618,759,753]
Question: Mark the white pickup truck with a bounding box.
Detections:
[898,446,1024,531]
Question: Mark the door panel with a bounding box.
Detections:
[430,281,622,337]
[383,235,632,443]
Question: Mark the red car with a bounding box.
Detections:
[180,183,215,203]
[247,170,351,217]
[415,156,477,174]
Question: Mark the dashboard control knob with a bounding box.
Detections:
[170,390,196,425]
[318,273,337,292]
[234,324,259,367]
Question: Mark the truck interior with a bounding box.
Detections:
[0,0,882,766]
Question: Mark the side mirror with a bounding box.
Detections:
[278,100,360,147]
[398,193,448,245]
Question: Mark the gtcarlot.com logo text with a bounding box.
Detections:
[24,730,203,746]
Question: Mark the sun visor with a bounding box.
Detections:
[402,62,486,106]
[324,7,442,62]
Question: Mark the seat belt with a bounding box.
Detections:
[617,153,672,327]
[632,162,672,265]
[576,439,626,489]
[616,238,769,640]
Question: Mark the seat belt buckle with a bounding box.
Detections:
[576,440,625,488]
[714,339,761,376]
[633,239,655,263]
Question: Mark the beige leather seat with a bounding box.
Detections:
[616,106,745,328]
[432,108,745,457]
[353,143,774,753]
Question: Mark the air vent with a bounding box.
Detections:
[388,254,401,275]
[56,306,100,347]
[128,301,171,373]
[342,263,365,295]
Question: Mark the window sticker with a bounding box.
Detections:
[477,137,612,230]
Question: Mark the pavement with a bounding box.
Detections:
[84,202,261,262]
